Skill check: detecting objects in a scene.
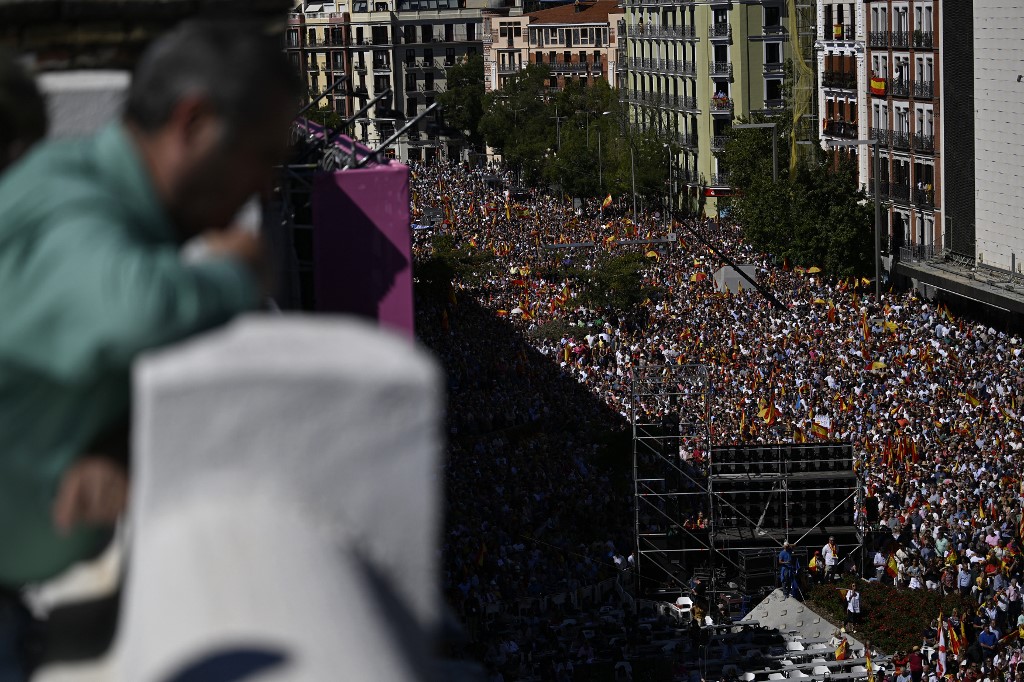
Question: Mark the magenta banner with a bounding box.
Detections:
[312,163,414,339]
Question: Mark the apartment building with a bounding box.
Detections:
[481,0,624,93]
[287,5,352,118]
[290,0,495,161]
[816,0,868,182]
[619,0,797,213]
[864,0,941,254]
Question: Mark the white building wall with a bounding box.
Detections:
[973,0,1024,272]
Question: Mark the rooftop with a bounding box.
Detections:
[526,0,620,25]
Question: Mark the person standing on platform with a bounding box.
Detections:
[779,542,797,598]
[823,536,840,582]
[844,582,861,633]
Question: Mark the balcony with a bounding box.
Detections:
[497,63,523,74]
[889,78,909,98]
[548,61,591,74]
[892,130,911,150]
[890,184,910,202]
[710,173,730,187]
[912,30,935,49]
[913,133,935,154]
[823,120,858,139]
[764,61,785,75]
[823,71,856,90]
[868,31,887,48]
[710,96,733,113]
[709,22,732,40]
[912,79,934,99]
[710,61,732,77]
[633,24,698,40]
[711,135,728,151]
[676,132,697,148]
[869,127,890,146]
[890,30,909,48]
[763,24,787,37]
[373,61,392,72]
[828,24,855,41]
[672,94,700,112]
[354,62,367,72]
[914,188,935,209]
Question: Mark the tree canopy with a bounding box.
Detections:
[438,54,486,147]
[441,66,669,203]
[720,100,873,277]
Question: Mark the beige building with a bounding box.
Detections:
[483,0,624,93]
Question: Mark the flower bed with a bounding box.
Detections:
[808,582,976,653]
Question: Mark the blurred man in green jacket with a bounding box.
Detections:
[0,19,297,597]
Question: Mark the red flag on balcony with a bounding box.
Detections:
[870,78,886,96]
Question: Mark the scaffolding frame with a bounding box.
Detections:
[631,363,718,595]
[631,362,861,601]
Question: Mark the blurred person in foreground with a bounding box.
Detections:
[0,51,47,173]
[0,19,298,676]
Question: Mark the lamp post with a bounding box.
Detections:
[826,138,882,301]
[630,145,637,218]
[732,122,778,182]
[585,110,613,149]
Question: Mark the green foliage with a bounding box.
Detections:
[306,107,344,130]
[526,318,578,341]
[438,55,485,146]
[480,77,668,200]
[722,106,873,276]
[808,582,975,654]
[415,234,500,296]
[566,251,658,312]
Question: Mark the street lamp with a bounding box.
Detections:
[733,122,778,183]
[585,110,613,148]
[826,138,882,301]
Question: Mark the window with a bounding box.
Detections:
[766,79,782,101]
[535,51,543,63]
[407,97,417,115]
[405,26,416,43]
[287,29,299,47]
[424,48,433,62]
[356,27,364,44]
[424,73,434,90]
[406,49,415,65]
[422,25,433,42]
[764,5,781,26]
[766,41,781,64]
[445,23,454,41]
[446,48,456,65]
[467,23,476,41]
[405,72,417,90]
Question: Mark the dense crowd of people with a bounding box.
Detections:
[412,160,1024,680]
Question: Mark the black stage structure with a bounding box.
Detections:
[631,363,862,604]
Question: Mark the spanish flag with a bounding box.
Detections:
[870,77,886,95]
[812,422,830,439]
[965,392,981,407]
[602,194,613,209]
[866,646,874,681]
[835,639,849,661]
[885,553,898,578]
[861,312,870,341]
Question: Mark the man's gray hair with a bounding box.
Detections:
[125,19,299,134]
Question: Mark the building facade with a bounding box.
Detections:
[290,0,498,162]
[816,0,868,182]
[620,0,802,213]
[864,0,941,254]
[482,1,624,93]
[287,6,352,119]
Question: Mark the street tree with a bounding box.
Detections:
[438,54,485,147]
